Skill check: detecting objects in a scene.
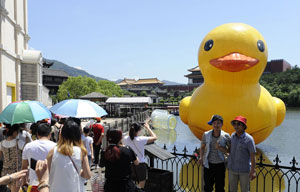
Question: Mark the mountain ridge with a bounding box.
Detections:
[44,59,183,85]
[44,59,106,81]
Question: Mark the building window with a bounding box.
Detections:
[193,78,203,84]
[44,76,52,81]
[54,77,62,82]
[6,82,16,106]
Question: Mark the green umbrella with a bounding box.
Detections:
[0,101,51,125]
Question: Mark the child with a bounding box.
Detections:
[83,127,94,167]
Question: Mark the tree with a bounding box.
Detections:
[97,80,125,97]
[140,91,148,97]
[57,76,98,101]
[56,77,131,101]
[123,90,137,97]
[260,66,300,107]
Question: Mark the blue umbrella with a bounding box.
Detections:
[0,101,51,125]
[50,99,107,118]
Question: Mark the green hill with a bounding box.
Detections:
[260,66,300,107]
[44,58,106,81]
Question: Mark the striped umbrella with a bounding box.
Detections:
[0,101,51,125]
[50,99,107,118]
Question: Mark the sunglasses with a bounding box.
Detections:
[232,121,244,126]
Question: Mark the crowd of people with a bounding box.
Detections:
[198,114,256,192]
[0,112,257,192]
[0,116,157,192]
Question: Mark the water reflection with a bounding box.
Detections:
[153,128,177,145]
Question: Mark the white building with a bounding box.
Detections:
[0,0,45,110]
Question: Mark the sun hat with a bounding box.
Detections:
[231,116,247,128]
[207,114,223,125]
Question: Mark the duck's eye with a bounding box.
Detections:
[257,40,265,52]
[204,39,213,51]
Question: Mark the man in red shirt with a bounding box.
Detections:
[91,117,104,165]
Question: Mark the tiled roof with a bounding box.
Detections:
[134,78,164,85]
[106,97,152,104]
[117,78,164,85]
[43,68,69,77]
[188,66,200,72]
[184,73,203,78]
[117,78,136,86]
[80,92,108,99]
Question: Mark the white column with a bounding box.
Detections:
[0,5,4,109]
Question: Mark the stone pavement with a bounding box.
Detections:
[82,118,124,191]
[85,166,104,192]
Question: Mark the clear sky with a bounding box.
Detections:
[28,0,300,84]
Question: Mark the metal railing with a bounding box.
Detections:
[146,145,300,192]
[105,110,151,132]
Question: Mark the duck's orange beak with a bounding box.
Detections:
[210,52,259,72]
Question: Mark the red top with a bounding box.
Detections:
[91,123,104,144]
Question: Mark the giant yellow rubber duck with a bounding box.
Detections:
[179,23,286,144]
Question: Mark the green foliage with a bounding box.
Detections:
[97,80,124,97]
[50,95,58,104]
[140,91,148,97]
[57,76,129,101]
[260,66,300,107]
[123,90,137,96]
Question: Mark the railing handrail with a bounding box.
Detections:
[162,144,300,171]
[147,144,300,192]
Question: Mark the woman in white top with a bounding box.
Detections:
[47,118,91,192]
[123,119,157,189]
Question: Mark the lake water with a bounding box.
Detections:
[154,108,300,166]
[153,109,300,191]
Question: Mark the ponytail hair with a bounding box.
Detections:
[129,123,142,140]
[105,129,122,162]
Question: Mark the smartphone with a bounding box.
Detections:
[30,158,37,170]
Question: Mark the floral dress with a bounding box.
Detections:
[1,139,22,177]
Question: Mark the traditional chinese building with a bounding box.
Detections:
[117,78,164,88]
[80,92,108,103]
[43,68,69,95]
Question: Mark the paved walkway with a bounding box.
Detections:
[85,166,104,191]
[81,118,125,128]
[82,118,125,191]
